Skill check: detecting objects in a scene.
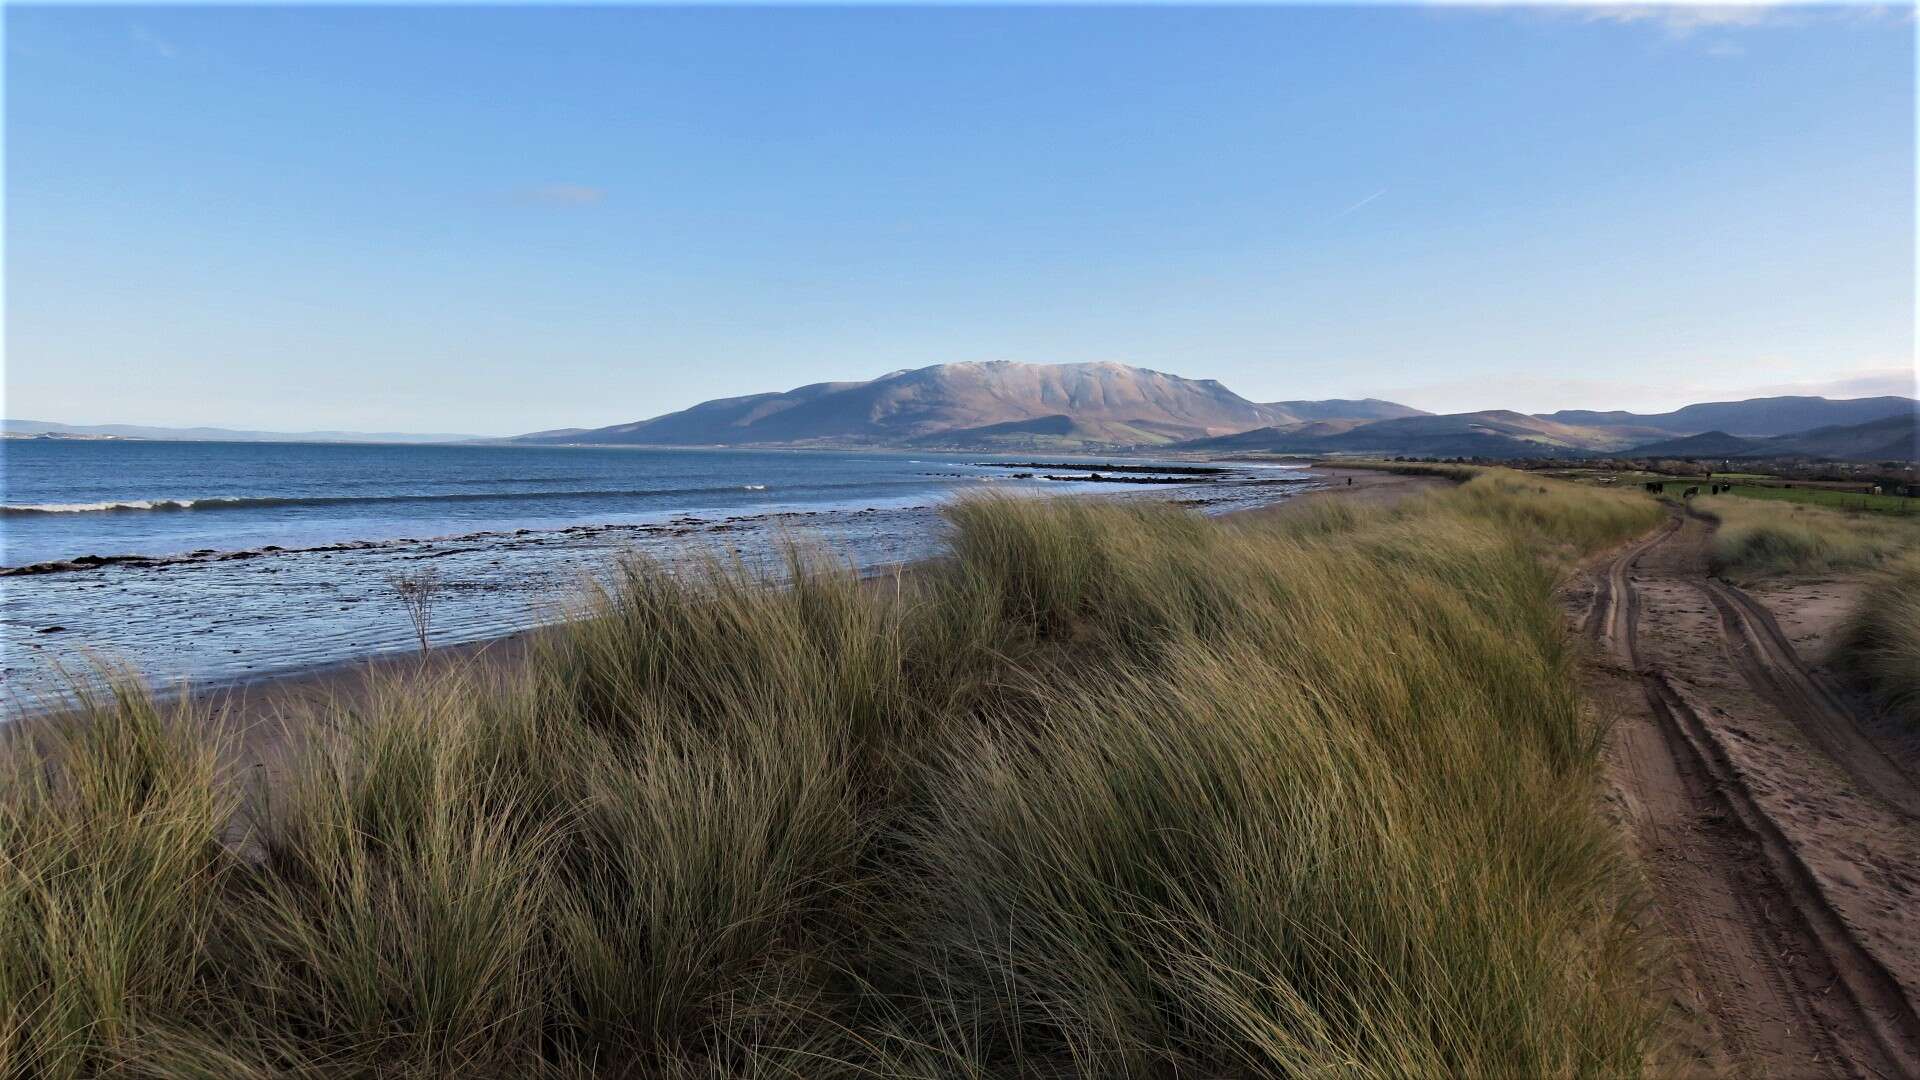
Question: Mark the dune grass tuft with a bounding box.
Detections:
[0,678,236,1080]
[2,471,1666,1076]
[1840,550,1920,729]
[1699,495,1920,581]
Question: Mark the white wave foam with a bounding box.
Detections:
[3,499,195,515]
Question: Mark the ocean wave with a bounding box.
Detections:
[4,500,201,515]
[0,477,942,517]
[2,487,739,516]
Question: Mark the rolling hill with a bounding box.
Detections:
[1628,413,1920,462]
[1173,410,1645,458]
[1777,413,1919,461]
[1168,419,1372,453]
[1538,395,1915,438]
[900,414,1207,450]
[1263,398,1429,423]
[1622,431,1769,458]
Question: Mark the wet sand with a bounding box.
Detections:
[1231,466,1447,519]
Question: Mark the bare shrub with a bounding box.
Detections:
[386,566,441,656]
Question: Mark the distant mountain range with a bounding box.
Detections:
[0,420,485,444]
[519,360,1917,461]
[515,361,1418,450]
[15,364,1915,461]
[1175,408,1918,462]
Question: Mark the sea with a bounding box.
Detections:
[1,439,1318,708]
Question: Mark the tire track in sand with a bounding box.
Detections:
[1697,567,1920,822]
[1586,508,1920,1078]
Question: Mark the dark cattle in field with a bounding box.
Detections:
[1683,486,1700,499]
[1645,481,1665,493]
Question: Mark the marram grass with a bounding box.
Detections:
[1841,549,1920,729]
[2,472,1666,1078]
[1698,493,1919,581]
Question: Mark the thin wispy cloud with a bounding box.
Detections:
[519,182,607,208]
[128,24,178,60]
[1578,4,1789,34]
[1437,1,1911,38]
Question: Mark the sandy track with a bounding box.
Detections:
[1698,572,1920,822]
[1582,508,1920,1077]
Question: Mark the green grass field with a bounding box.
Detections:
[1716,483,1919,514]
[3,474,1668,1078]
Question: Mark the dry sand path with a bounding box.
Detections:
[1578,507,1920,1077]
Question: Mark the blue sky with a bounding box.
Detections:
[6,4,1913,434]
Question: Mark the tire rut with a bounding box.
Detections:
[1697,573,1920,822]
[1645,670,1920,1077]
[1587,508,1920,1078]
[1585,512,1678,656]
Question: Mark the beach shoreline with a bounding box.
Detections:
[3,450,1325,701]
[6,466,1442,743]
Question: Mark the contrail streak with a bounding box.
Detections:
[1332,188,1388,220]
